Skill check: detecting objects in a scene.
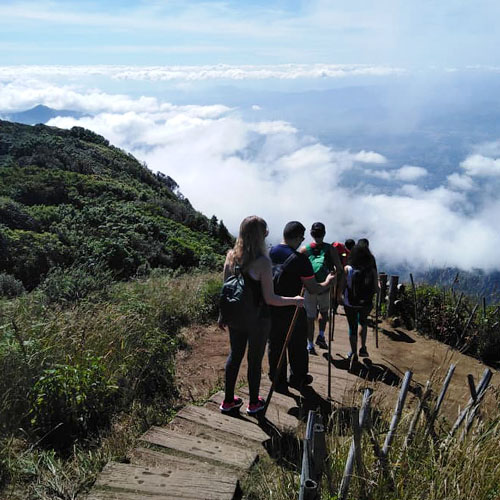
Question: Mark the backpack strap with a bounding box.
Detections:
[282,251,298,269]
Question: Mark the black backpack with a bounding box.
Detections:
[272,252,298,295]
[347,266,375,307]
[219,266,259,328]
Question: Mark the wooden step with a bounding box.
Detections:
[176,404,269,443]
[88,461,236,500]
[130,446,235,477]
[140,426,256,469]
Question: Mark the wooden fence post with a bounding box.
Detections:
[299,411,326,499]
[404,380,431,449]
[409,273,418,330]
[338,389,373,500]
[387,275,399,317]
[379,273,388,313]
[449,368,493,439]
[426,364,456,436]
[457,303,479,347]
[381,371,413,467]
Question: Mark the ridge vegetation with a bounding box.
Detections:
[0,119,232,295]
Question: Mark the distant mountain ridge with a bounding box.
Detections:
[0,119,232,290]
[1,104,88,125]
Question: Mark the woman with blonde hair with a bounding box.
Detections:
[219,215,304,415]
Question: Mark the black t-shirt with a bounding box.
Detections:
[270,244,314,297]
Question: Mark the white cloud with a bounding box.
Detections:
[447,173,475,191]
[352,150,387,164]
[394,165,428,181]
[4,78,498,272]
[364,165,427,182]
[461,154,500,177]
[0,64,405,84]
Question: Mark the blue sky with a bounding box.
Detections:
[1,1,500,271]
[1,0,499,67]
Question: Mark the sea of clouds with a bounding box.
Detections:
[1,70,500,272]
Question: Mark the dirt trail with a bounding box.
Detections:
[175,313,499,420]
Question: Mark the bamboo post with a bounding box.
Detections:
[312,416,327,479]
[379,273,388,315]
[453,292,464,317]
[404,380,432,449]
[426,364,456,434]
[409,273,418,330]
[449,368,492,438]
[339,389,373,500]
[387,275,399,317]
[299,438,317,500]
[299,411,321,500]
[381,371,413,465]
[457,303,479,347]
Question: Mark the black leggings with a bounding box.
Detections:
[224,317,270,405]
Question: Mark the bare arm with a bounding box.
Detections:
[301,273,335,294]
[329,245,344,277]
[222,252,232,281]
[255,256,303,307]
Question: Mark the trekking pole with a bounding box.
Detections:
[327,286,337,400]
[263,287,305,417]
[375,290,379,349]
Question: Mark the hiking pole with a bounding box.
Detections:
[327,286,337,400]
[375,290,379,349]
[263,287,305,417]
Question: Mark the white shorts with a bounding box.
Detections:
[304,290,330,319]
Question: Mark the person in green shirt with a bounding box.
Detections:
[300,222,344,354]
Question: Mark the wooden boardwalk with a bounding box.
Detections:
[86,313,361,499]
[86,311,497,499]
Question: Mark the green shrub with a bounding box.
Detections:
[0,273,25,298]
[29,356,116,450]
[40,264,114,304]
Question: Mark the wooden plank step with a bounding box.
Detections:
[176,405,269,443]
[140,426,256,469]
[129,447,234,477]
[90,461,236,500]
[86,490,159,499]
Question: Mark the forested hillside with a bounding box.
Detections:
[0,120,232,293]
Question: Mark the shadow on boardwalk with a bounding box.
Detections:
[326,353,402,387]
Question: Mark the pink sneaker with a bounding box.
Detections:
[219,397,243,413]
[246,396,266,415]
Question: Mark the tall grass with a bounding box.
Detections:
[242,384,500,500]
[393,283,500,366]
[0,269,221,498]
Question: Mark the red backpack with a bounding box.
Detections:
[333,242,349,267]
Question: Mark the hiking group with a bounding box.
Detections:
[218,216,380,415]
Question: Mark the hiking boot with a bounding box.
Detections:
[289,374,313,389]
[307,345,318,355]
[246,397,266,415]
[359,346,369,357]
[220,396,243,413]
[315,335,328,349]
[273,381,289,394]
